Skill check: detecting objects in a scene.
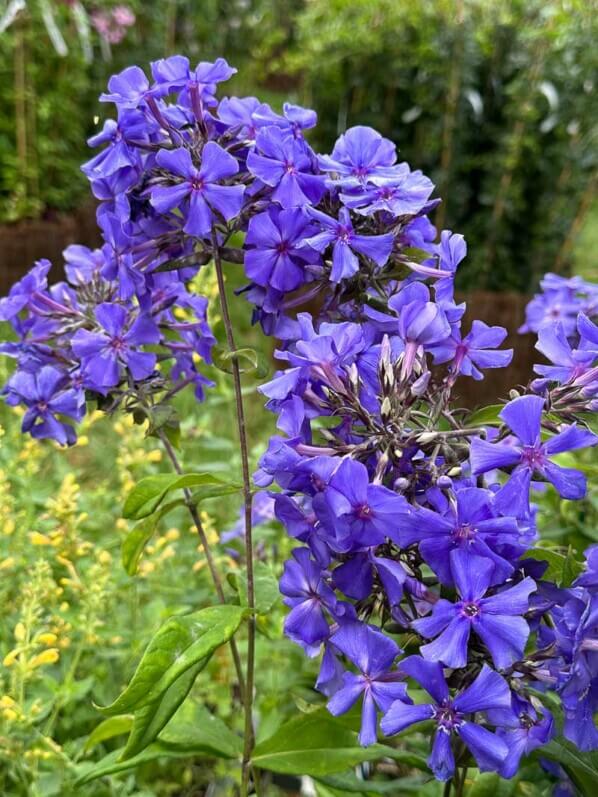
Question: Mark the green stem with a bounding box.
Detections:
[157,428,246,702]
[211,231,256,796]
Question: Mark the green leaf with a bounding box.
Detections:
[84,715,133,752]
[230,561,280,614]
[123,473,241,520]
[75,743,191,786]
[538,738,598,796]
[315,773,429,794]
[97,605,246,716]
[468,772,517,797]
[251,709,428,777]
[526,546,583,587]
[160,702,242,759]
[213,345,269,378]
[466,404,503,426]
[145,403,181,448]
[121,499,184,576]
[562,544,584,587]
[76,705,242,785]
[120,660,205,760]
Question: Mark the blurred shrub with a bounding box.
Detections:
[282,0,597,291]
[0,0,295,223]
[1,0,595,295]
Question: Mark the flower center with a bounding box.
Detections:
[190,177,204,191]
[452,523,476,543]
[521,445,545,468]
[110,336,127,352]
[461,601,481,618]
[276,241,290,255]
[336,225,352,244]
[434,702,462,731]
[355,503,372,519]
[36,401,49,413]
[284,161,296,175]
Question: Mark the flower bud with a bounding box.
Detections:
[411,371,431,397]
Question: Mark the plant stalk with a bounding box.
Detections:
[211,231,256,796]
[156,428,246,701]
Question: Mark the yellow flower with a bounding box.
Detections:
[36,633,58,646]
[0,695,16,708]
[14,622,26,642]
[3,649,20,667]
[29,649,60,668]
[29,531,52,546]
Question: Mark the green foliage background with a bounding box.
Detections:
[0,0,596,289]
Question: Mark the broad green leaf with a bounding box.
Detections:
[84,715,133,752]
[121,499,184,576]
[230,561,280,614]
[121,660,205,760]
[97,605,246,716]
[539,738,598,796]
[315,773,429,793]
[526,547,583,586]
[562,544,584,587]
[77,706,242,785]
[468,771,517,797]
[251,709,427,776]
[123,473,240,520]
[467,404,504,427]
[75,743,191,786]
[160,702,243,759]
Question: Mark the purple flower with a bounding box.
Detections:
[413,549,536,669]
[431,320,513,380]
[151,144,244,237]
[322,457,408,549]
[381,657,511,781]
[319,126,397,180]
[63,245,104,286]
[340,167,434,218]
[5,366,83,445]
[366,283,451,379]
[150,56,236,106]
[434,231,467,303]
[487,694,554,778]
[98,214,146,300]
[244,207,317,292]
[247,126,326,208]
[218,96,263,141]
[82,110,146,181]
[72,303,159,393]
[0,260,51,322]
[394,486,524,587]
[332,552,408,606]
[279,547,337,654]
[303,206,394,283]
[532,321,595,388]
[100,65,151,109]
[327,622,406,746]
[470,395,598,515]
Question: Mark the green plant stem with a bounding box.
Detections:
[211,231,256,796]
[443,779,453,797]
[156,428,246,701]
[457,766,468,797]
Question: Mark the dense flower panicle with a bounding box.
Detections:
[1,54,598,785]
